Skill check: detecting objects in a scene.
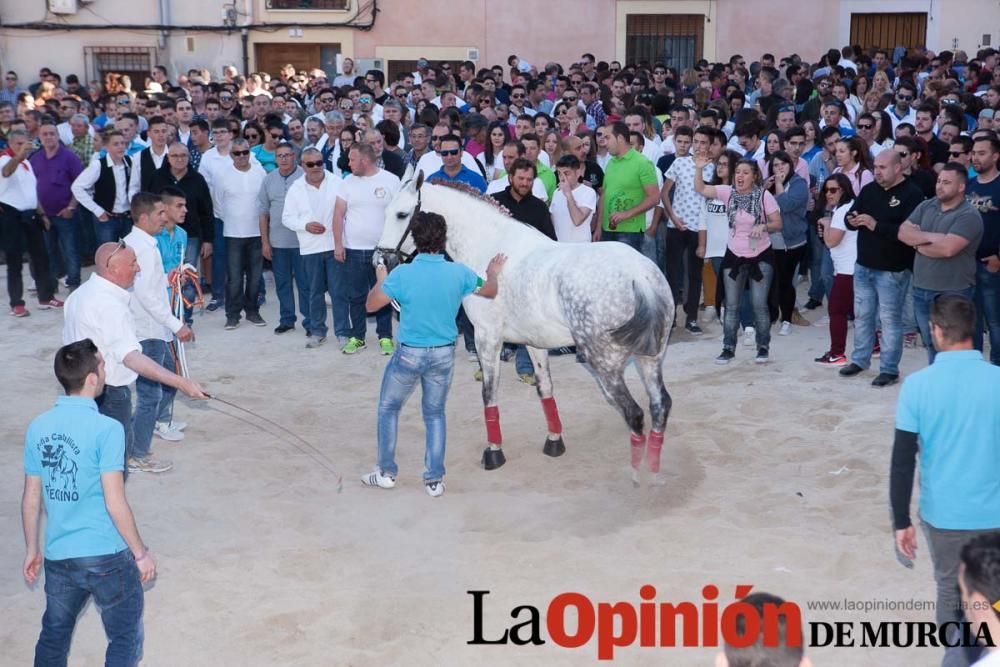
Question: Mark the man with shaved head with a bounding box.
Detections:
[840,149,926,387]
[63,239,208,474]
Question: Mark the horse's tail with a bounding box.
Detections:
[610,280,672,357]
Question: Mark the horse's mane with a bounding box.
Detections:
[426,178,514,218]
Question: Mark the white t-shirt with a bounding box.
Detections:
[337,169,401,250]
[828,203,858,275]
[217,163,267,238]
[664,156,714,230]
[702,195,729,258]
[550,183,597,243]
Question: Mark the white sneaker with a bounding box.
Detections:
[467,351,478,362]
[361,468,396,489]
[778,321,792,336]
[425,480,445,497]
[153,422,184,442]
[743,327,756,347]
[324,293,333,307]
[166,420,187,431]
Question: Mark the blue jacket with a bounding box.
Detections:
[775,175,809,248]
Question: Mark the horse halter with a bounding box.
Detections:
[375,186,421,272]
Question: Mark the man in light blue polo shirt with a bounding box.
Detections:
[22,339,157,665]
[890,294,1000,666]
[361,211,505,496]
[428,134,487,193]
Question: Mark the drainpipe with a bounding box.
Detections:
[157,0,169,51]
[241,0,254,75]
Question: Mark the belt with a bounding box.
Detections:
[108,212,131,219]
[400,343,455,349]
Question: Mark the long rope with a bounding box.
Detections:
[168,263,204,378]
[204,393,343,492]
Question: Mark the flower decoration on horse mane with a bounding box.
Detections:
[426,178,514,218]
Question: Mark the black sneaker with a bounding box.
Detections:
[754,347,769,364]
[685,321,703,335]
[206,298,222,312]
[274,324,294,335]
[246,313,266,327]
[715,349,735,365]
[804,298,823,310]
[224,318,239,330]
[839,363,864,377]
[872,373,899,387]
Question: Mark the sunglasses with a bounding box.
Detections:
[303,160,324,168]
[949,150,967,156]
[824,186,842,193]
[231,150,250,156]
[276,153,295,159]
[564,96,578,102]
[897,94,914,101]
[358,97,372,104]
[511,93,525,98]
[857,123,874,130]
[106,240,127,266]
[438,148,460,156]
[117,100,131,106]
[269,133,284,139]
[219,96,233,101]
[319,97,335,104]
[895,151,910,157]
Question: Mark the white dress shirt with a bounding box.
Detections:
[0,155,38,210]
[973,650,1000,667]
[130,145,167,199]
[216,162,267,237]
[71,154,132,217]
[62,274,141,387]
[57,121,94,146]
[124,226,183,341]
[282,171,342,255]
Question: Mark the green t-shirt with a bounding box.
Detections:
[536,160,557,203]
[601,148,657,233]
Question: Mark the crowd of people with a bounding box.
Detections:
[7,43,1000,665]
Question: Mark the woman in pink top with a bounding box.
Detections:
[832,136,874,195]
[694,156,783,365]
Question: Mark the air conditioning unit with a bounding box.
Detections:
[467,48,480,62]
[355,58,384,74]
[48,0,78,14]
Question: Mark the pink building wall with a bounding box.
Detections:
[715,0,840,63]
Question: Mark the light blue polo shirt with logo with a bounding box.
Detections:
[23,396,128,560]
[895,350,1000,530]
[382,254,480,347]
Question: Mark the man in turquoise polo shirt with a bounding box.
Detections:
[599,120,660,251]
[22,339,156,665]
[890,294,1000,666]
[361,212,506,497]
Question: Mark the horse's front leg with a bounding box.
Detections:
[524,346,565,457]
[476,330,506,470]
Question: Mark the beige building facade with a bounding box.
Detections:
[0,0,997,86]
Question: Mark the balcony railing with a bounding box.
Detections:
[266,0,348,9]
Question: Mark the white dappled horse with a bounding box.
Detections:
[375,173,675,482]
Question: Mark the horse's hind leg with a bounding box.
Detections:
[593,362,646,484]
[635,355,672,484]
[524,346,565,457]
[477,332,506,470]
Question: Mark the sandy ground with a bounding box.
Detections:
[0,266,954,666]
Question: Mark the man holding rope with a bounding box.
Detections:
[124,192,195,471]
[63,240,208,477]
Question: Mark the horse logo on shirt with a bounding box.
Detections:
[40,443,79,496]
[374,187,388,199]
[968,193,997,215]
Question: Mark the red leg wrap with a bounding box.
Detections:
[485,405,502,445]
[630,432,646,470]
[540,396,562,434]
[647,430,664,473]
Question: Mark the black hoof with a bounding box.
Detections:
[542,436,566,457]
[482,447,506,470]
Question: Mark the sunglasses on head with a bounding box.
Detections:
[303,160,323,168]
[106,240,127,267]
[438,148,460,156]
[231,150,250,156]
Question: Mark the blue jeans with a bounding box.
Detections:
[211,218,226,301]
[974,263,1000,365]
[35,550,143,667]
[807,223,834,302]
[94,214,131,245]
[851,265,910,375]
[302,251,345,338]
[271,247,311,329]
[344,249,392,341]
[97,385,132,473]
[133,339,176,459]
[712,257,752,327]
[602,230,643,252]
[515,345,533,375]
[376,345,455,482]
[722,261,774,351]
[913,285,975,364]
[50,213,82,286]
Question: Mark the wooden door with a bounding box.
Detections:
[850,13,927,51]
[254,44,322,77]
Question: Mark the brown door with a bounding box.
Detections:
[626,14,704,71]
[254,43,321,77]
[850,13,927,51]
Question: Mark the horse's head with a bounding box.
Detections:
[374,169,425,271]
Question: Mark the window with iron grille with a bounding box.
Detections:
[626,14,704,71]
[266,0,349,9]
[83,46,158,91]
